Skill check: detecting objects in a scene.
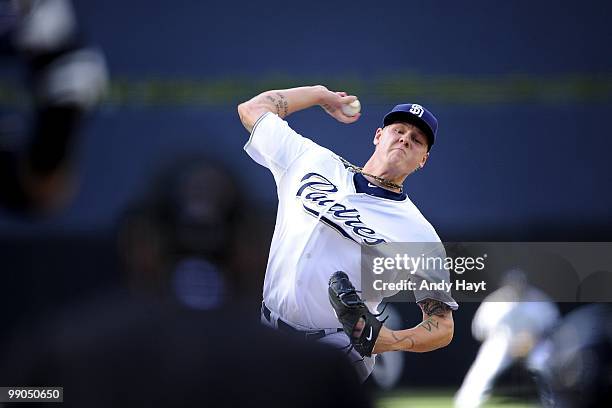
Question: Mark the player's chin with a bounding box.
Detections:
[387,153,411,169]
[388,148,407,160]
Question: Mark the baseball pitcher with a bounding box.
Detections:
[238,85,458,381]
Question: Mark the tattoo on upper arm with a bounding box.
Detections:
[418,317,439,332]
[418,299,451,317]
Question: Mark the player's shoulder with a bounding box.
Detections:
[255,112,330,151]
[398,197,442,241]
[251,113,348,175]
[295,137,340,164]
[249,112,300,140]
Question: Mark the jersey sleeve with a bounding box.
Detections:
[243,112,316,184]
[412,244,459,310]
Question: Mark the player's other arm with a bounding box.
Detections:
[373,299,454,353]
[237,85,360,132]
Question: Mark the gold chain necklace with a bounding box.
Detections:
[339,157,403,193]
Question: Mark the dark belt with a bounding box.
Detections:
[262,303,341,341]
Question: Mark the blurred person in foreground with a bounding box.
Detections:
[1,156,371,407]
[454,269,560,408]
[0,0,107,214]
[1,295,370,408]
[0,0,108,354]
[118,157,243,309]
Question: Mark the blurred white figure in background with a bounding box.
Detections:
[454,269,560,408]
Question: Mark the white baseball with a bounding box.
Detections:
[341,99,361,116]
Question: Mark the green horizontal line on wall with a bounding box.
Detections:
[1,73,611,108]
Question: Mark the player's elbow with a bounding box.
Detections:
[438,317,454,349]
[427,313,454,351]
[237,101,254,132]
[237,100,266,133]
[237,100,252,116]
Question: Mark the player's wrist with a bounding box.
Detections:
[312,85,330,105]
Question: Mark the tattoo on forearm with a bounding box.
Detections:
[419,317,439,332]
[418,299,451,317]
[391,331,415,350]
[264,93,289,117]
[275,92,289,117]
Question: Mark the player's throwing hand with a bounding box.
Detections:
[318,89,361,124]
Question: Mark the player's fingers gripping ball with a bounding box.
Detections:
[328,271,383,357]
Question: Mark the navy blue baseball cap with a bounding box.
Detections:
[382,103,438,151]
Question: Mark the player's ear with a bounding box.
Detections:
[419,152,429,169]
[373,128,383,145]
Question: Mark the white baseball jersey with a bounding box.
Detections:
[245,112,457,330]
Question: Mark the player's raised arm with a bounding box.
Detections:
[237,85,361,133]
[373,299,454,353]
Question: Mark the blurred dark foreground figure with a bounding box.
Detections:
[0,0,107,214]
[1,293,371,408]
[0,155,370,407]
[118,155,272,309]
